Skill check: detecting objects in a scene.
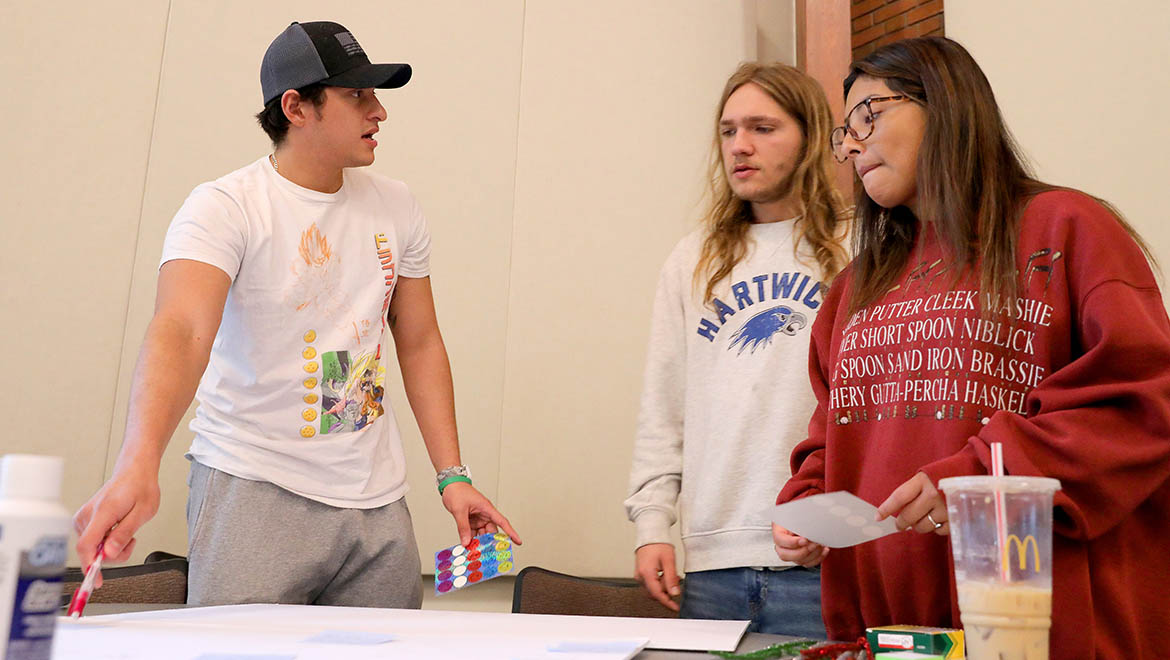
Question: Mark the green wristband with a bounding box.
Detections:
[438,475,472,495]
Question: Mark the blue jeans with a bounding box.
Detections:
[680,567,825,639]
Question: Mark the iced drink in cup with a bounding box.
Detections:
[939,476,1061,660]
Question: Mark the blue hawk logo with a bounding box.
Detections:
[727,305,807,355]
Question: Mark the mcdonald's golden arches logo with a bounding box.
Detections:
[1003,534,1041,572]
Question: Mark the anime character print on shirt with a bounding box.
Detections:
[696,270,824,354]
[298,336,387,437]
[292,225,394,438]
[284,223,355,318]
[317,349,386,433]
[829,248,1064,427]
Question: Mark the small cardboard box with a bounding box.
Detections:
[873,653,946,660]
[866,625,964,659]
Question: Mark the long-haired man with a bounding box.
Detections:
[625,62,849,637]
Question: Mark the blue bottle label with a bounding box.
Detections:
[5,535,65,660]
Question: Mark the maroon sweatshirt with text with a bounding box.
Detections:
[778,190,1170,657]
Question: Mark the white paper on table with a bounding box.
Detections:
[53,619,303,660]
[771,491,899,548]
[65,604,748,653]
[55,620,645,660]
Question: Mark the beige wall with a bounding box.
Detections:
[946,1,1170,302]
[1,1,171,525]
[1,1,784,576]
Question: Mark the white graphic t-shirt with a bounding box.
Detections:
[160,157,430,508]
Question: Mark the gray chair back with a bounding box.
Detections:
[511,566,680,618]
[61,553,188,606]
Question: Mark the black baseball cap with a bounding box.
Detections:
[260,21,412,106]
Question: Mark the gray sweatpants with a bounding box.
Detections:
[186,460,423,608]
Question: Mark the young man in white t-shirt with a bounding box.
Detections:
[73,20,519,607]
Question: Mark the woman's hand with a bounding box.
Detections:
[876,471,949,536]
[773,523,829,566]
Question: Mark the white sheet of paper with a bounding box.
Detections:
[771,491,900,548]
[54,620,648,660]
[53,620,303,660]
[61,604,748,654]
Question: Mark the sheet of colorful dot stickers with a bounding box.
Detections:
[434,532,516,595]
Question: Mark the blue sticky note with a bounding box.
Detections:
[304,630,397,645]
[548,639,647,653]
[193,655,295,660]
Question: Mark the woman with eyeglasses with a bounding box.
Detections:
[773,37,1170,656]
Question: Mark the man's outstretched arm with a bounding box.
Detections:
[74,259,230,577]
[388,276,520,546]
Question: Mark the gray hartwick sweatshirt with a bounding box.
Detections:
[625,220,829,571]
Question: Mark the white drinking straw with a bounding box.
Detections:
[991,442,1010,582]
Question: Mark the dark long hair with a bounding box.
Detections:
[844,37,1155,313]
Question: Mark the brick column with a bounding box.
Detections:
[796,0,855,198]
[852,0,944,60]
